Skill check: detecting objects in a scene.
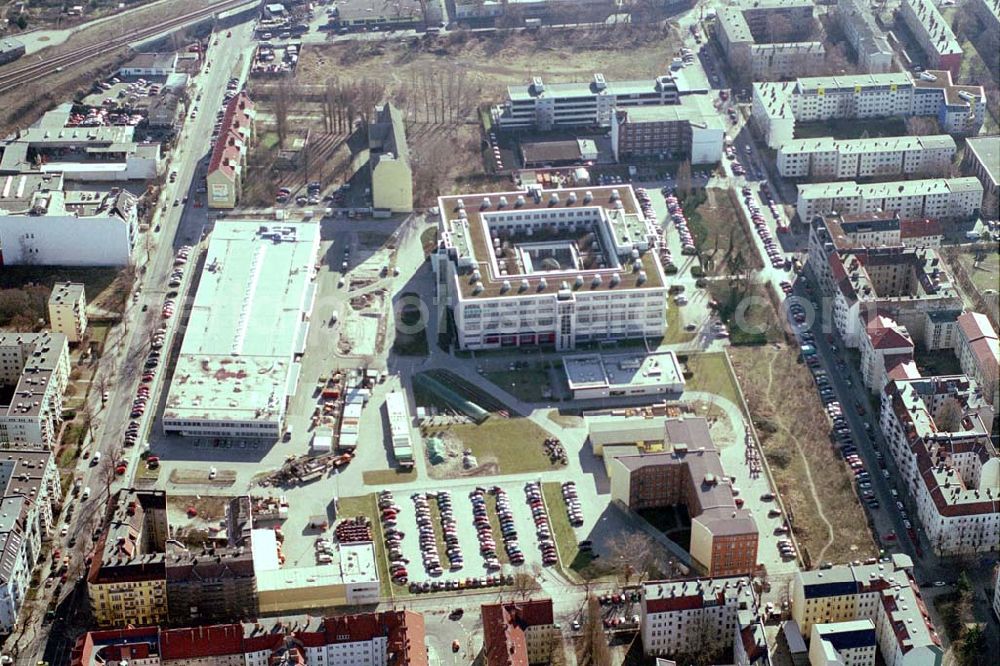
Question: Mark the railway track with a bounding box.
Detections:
[0,0,255,95]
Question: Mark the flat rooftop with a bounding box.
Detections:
[252,529,378,591]
[795,72,913,93]
[508,74,685,101]
[780,134,955,155]
[437,185,666,299]
[163,221,319,425]
[965,135,1000,187]
[563,351,684,392]
[798,177,982,200]
[904,0,961,57]
[619,93,723,128]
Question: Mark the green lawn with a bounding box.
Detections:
[794,117,908,140]
[482,368,552,403]
[679,352,744,410]
[664,302,697,345]
[362,468,418,486]
[957,251,999,295]
[421,417,564,475]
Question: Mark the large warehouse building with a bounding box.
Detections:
[431,185,669,351]
[162,221,320,438]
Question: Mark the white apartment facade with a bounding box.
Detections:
[955,312,999,404]
[898,0,962,76]
[880,376,999,556]
[493,74,690,131]
[432,186,668,352]
[0,332,70,447]
[809,621,877,666]
[640,577,760,658]
[0,447,58,633]
[47,282,87,344]
[796,177,982,221]
[838,0,893,74]
[777,135,955,180]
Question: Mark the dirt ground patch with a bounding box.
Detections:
[730,345,877,566]
[420,417,563,479]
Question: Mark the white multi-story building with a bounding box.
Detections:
[754,71,986,148]
[0,172,137,266]
[0,445,58,634]
[383,391,414,466]
[955,312,999,405]
[792,559,942,666]
[880,375,999,556]
[796,177,982,221]
[858,314,916,394]
[971,0,1000,32]
[778,135,955,180]
[716,0,825,80]
[899,0,962,77]
[48,282,87,344]
[162,222,319,439]
[809,621,877,666]
[640,577,766,663]
[431,185,669,351]
[0,331,70,447]
[492,73,705,131]
[838,0,893,73]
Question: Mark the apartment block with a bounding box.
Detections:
[206,92,255,209]
[796,177,982,221]
[838,0,893,74]
[88,489,257,628]
[792,558,942,666]
[858,313,917,394]
[961,135,999,219]
[809,620,877,666]
[0,445,58,633]
[0,331,70,447]
[971,0,1000,33]
[753,71,986,148]
[48,282,87,344]
[955,312,999,405]
[880,376,999,556]
[716,0,824,80]
[609,417,759,577]
[71,611,428,666]
[899,0,962,77]
[0,172,138,266]
[777,135,955,180]
[492,72,704,131]
[481,599,559,666]
[611,95,724,164]
[431,185,668,352]
[639,576,767,664]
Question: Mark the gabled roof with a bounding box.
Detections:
[957,311,997,343]
[208,92,254,180]
[870,326,913,351]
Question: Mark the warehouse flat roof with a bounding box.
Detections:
[164,222,319,424]
[563,351,684,393]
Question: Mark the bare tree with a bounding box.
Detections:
[935,397,964,432]
[100,443,124,501]
[576,596,612,666]
[676,160,693,199]
[273,80,293,149]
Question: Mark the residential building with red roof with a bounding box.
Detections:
[860,312,916,393]
[955,311,999,405]
[481,598,558,666]
[640,576,765,663]
[70,611,427,666]
[206,92,255,209]
[880,375,999,556]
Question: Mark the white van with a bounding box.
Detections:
[91,451,102,466]
[82,487,91,500]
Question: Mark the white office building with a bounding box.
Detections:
[796,177,982,221]
[880,375,999,556]
[0,446,59,633]
[162,222,320,439]
[837,0,893,74]
[492,72,706,131]
[431,185,669,351]
[778,135,955,180]
[0,173,137,266]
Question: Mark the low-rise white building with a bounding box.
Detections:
[0,331,70,447]
[431,185,669,351]
[777,135,955,180]
[809,620,877,666]
[47,282,87,344]
[0,446,59,634]
[563,351,684,399]
[162,222,319,439]
[640,577,766,663]
[837,0,893,74]
[118,52,177,77]
[792,558,942,666]
[880,375,999,556]
[955,312,999,405]
[0,173,137,266]
[796,177,982,221]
